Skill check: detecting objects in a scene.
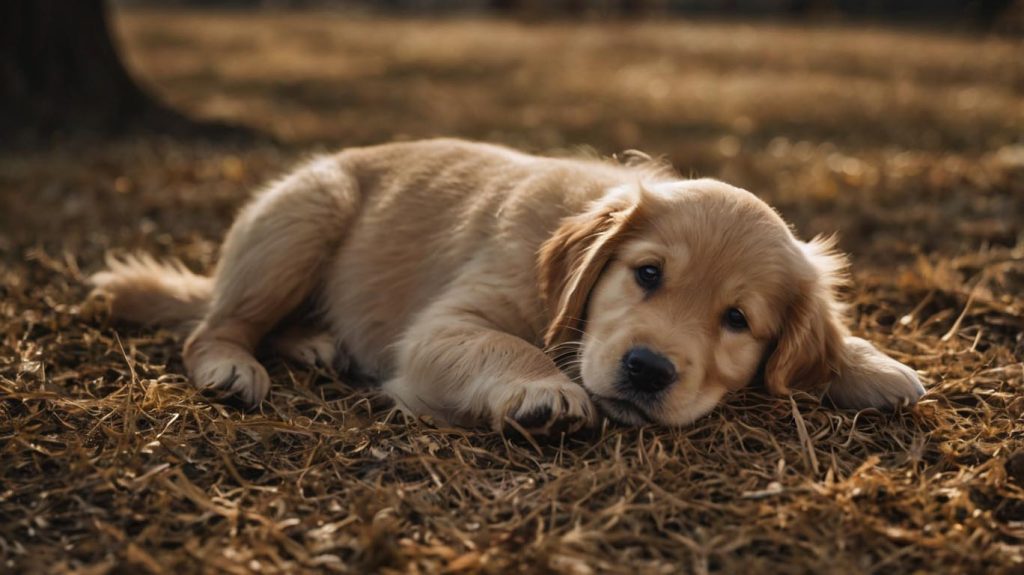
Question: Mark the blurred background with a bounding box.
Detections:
[2,0,1019,260]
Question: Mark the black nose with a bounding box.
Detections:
[621,347,677,394]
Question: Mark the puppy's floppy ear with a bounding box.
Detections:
[766,236,925,408]
[764,236,849,396]
[538,188,643,351]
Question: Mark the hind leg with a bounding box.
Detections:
[269,326,347,372]
[185,157,358,406]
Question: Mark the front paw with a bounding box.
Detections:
[827,337,926,410]
[497,376,597,437]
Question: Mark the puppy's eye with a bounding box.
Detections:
[634,265,661,291]
[723,307,749,331]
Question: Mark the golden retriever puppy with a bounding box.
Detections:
[89,138,925,433]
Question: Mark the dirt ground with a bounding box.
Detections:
[1,9,1023,574]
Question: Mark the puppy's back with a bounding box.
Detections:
[320,138,655,372]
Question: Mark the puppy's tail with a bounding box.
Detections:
[88,254,212,329]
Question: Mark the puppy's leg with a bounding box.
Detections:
[383,289,596,435]
[268,325,345,372]
[827,337,925,409]
[185,158,358,406]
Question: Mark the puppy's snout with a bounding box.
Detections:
[622,347,676,394]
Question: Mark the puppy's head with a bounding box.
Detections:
[539,179,923,426]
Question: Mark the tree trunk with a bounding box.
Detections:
[0,0,252,140]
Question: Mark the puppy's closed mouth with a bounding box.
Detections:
[593,395,654,425]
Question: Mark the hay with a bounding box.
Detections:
[2,11,1023,574]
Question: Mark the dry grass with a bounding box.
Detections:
[2,9,1023,574]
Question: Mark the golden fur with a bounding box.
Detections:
[89,138,924,433]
